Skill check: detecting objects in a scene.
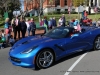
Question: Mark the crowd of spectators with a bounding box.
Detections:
[0,16,36,49]
[1,12,100,49]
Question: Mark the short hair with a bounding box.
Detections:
[53,17,55,19]
[31,18,34,21]
[10,35,13,38]
[1,29,4,32]
[11,18,15,25]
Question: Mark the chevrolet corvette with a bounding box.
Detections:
[9,26,100,69]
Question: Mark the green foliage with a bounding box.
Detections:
[47,12,53,15]
[0,0,21,18]
[47,11,69,15]
[60,11,69,14]
[71,11,78,14]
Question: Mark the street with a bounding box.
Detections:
[0,47,100,75]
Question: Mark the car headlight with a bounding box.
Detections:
[21,45,38,54]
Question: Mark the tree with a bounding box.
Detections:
[36,0,46,22]
[49,0,54,15]
[0,0,21,18]
[23,0,34,17]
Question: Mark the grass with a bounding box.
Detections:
[31,13,100,22]
[0,13,100,28]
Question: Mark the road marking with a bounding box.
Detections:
[64,53,87,75]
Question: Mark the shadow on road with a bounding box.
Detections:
[34,49,98,71]
[19,48,97,71]
[34,49,96,71]
[53,51,87,66]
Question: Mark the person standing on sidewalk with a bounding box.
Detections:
[20,18,27,38]
[62,14,66,27]
[14,16,21,40]
[29,18,36,36]
[25,18,31,36]
[52,17,57,28]
[4,18,11,44]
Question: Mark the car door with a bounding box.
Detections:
[55,38,69,58]
[65,33,89,54]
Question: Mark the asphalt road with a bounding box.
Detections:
[0,47,100,75]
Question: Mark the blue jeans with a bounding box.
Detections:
[27,28,31,36]
[0,43,3,49]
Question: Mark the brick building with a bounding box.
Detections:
[24,0,100,14]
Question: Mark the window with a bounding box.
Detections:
[65,0,67,5]
[95,0,97,6]
[55,0,60,6]
[91,0,93,7]
[57,9,60,14]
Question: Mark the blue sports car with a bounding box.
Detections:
[9,26,100,69]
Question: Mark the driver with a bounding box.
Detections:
[73,26,79,34]
[70,26,79,37]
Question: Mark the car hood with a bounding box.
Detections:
[14,35,56,45]
[10,35,65,55]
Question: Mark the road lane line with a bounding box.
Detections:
[64,53,87,75]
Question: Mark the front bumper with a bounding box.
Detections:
[9,54,36,68]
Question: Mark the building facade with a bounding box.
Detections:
[24,0,100,14]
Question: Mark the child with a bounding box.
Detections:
[9,35,15,46]
[0,36,6,49]
[1,29,5,37]
[1,34,6,48]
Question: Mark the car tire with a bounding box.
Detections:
[94,36,100,50]
[36,49,54,69]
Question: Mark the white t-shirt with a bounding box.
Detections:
[1,33,5,37]
[58,18,63,26]
[25,22,30,28]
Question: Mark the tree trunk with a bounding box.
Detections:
[39,13,41,22]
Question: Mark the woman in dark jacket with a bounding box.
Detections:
[20,18,27,38]
[14,16,21,40]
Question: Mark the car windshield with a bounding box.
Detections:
[44,27,70,39]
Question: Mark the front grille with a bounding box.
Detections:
[10,56,21,63]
